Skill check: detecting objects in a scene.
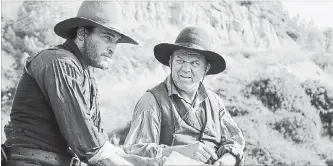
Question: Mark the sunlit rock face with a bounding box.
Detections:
[119,1,296,50]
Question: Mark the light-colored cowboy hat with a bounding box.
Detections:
[154,26,226,75]
[54,1,138,45]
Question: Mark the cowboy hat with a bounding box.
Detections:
[154,26,226,75]
[54,1,138,45]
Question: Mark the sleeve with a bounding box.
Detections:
[217,98,245,166]
[122,92,167,158]
[31,58,131,165]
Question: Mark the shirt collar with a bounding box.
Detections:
[164,75,208,104]
[62,39,89,70]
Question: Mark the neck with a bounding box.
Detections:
[177,84,200,104]
[73,38,89,69]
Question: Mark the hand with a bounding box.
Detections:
[213,153,237,166]
[178,142,218,163]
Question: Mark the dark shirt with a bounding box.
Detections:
[4,39,108,161]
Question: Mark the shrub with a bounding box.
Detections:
[302,79,333,138]
[273,112,320,143]
[213,73,255,116]
[246,70,321,143]
[239,1,253,7]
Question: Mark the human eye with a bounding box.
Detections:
[176,60,185,64]
[102,35,111,41]
[191,61,200,67]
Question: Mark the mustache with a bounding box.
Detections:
[103,50,114,58]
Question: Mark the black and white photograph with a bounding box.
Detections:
[1,0,333,165]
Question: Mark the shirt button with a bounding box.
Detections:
[204,130,209,134]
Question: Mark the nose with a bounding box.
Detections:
[107,42,117,51]
[107,43,116,54]
[180,62,192,72]
[107,48,113,55]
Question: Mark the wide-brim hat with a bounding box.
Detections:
[154,26,226,75]
[54,1,138,45]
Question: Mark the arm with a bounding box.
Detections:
[123,92,166,158]
[123,92,218,163]
[31,58,132,165]
[217,99,245,165]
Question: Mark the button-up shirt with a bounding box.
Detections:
[123,76,245,163]
[4,39,108,162]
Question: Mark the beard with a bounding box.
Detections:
[81,37,110,70]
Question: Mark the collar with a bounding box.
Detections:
[62,39,89,70]
[164,75,208,105]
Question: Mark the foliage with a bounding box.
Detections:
[302,79,333,138]
[324,28,333,52]
[245,70,321,143]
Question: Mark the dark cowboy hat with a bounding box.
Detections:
[54,1,138,45]
[154,26,226,75]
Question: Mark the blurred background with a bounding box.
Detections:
[1,1,333,165]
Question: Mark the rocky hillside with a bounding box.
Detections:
[2,1,333,165]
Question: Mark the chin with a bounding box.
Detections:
[99,65,109,70]
[94,60,109,69]
[177,85,195,92]
[90,63,109,70]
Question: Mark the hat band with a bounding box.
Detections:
[176,42,207,51]
[77,17,123,33]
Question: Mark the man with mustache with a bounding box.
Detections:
[2,1,139,165]
[124,26,245,166]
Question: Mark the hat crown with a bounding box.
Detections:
[77,1,123,31]
[175,26,212,50]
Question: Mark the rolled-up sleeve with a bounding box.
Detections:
[31,58,108,161]
[218,99,245,165]
[123,92,167,158]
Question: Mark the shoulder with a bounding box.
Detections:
[132,91,161,120]
[135,92,159,110]
[29,48,83,75]
[206,88,225,107]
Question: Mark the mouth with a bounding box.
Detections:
[102,54,113,59]
[179,75,192,80]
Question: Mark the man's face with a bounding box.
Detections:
[170,49,209,93]
[82,27,121,70]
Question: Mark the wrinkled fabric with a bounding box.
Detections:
[124,75,245,164]
[4,40,108,163]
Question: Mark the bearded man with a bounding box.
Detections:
[2,1,139,166]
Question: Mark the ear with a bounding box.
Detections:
[205,62,211,74]
[77,27,86,41]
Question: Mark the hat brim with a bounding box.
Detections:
[154,43,226,75]
[54,17,138,45]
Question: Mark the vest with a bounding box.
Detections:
[148,82,223,149]
[4,45,101,154]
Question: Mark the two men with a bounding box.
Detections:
[124,26,245,165]
[2,1,138,165]
[2,1,245,165]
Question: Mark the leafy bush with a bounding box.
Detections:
[214,74,253,116]
[273,112,320,143]
[245,70,321,143]
[302,79,333,138]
